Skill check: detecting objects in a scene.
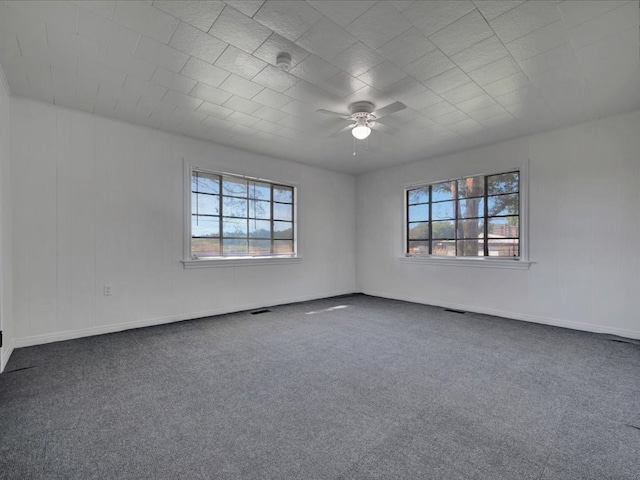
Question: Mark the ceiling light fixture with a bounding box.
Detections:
[351,117,371,140]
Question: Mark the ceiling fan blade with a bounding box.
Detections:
[329,123,355,137]
[372,101,406,119]
[316,109,351,119]
[371,122,400,135]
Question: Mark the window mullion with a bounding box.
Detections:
[483,175,489,257]
[428,186,432,255]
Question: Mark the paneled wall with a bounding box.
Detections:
[10,98,356,346]
[0,71,12,371]
[356,110,640,339]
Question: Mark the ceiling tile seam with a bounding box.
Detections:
[463,4,539,109]
[471,0,522,24]
[555,0,606,119]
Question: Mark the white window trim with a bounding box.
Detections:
[400,160,532,269]
[183,161,300,268]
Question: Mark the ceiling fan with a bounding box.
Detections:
[316,101,407,140]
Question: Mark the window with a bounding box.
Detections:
[190,169,295,259]
[406,171,520,258]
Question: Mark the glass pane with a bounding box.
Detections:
[273,202,292,221]
[249,199,271,219]
[274,240,293,254]
[459,198,484,218]
[192,193,219,216]
[223,196,247,217]
[431,181,455,202]
[488,239,519,257]
[408,187,428,205]
[249,240,271,255]
[487,172,519,195]
[273,185,293,203]
[408,204,428,222]
[222,176,248,197]
[457,176,484,198]
[408,240,429,255]
[248,181,270,200]
[408,222,429,240]
[457,239,484,257]
[222,218,247,237]
[192,216,219,237]
[249,220,271,238]
[274,221,293,239]
[222,239,248,255]
[191,238,220,257]
[432,240,455,256]
[192,172,219,194]
[432,201,455,220]
[431,220,455,239]
[457,218,484,239]
[488,216,519,237]
[488,193,519,216]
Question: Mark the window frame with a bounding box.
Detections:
[183,162,300,268]
[401,163,531,270]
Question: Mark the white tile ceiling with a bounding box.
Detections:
[0,0,638,174]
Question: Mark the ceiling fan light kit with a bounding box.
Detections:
[352,118,371,140]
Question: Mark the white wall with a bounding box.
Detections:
[356,110,640,339]
[0,67,12,371]
[10,97,356,347]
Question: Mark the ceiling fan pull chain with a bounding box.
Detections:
[353,136,356,156]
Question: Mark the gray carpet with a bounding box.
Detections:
[1,294,639,479]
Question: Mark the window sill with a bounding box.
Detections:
[399,256,533,270]
[183,256,302,269]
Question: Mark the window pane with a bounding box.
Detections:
[192,216,219,237]
[488,216,519,237]
[408,222,429,240]
[432,201,455,220]
[457,239,484,257]
[222,176,248,197]
[192,193,219,216]
[408,204,428,222]
[487,172,519,195]
[223,239,248,255]
[223,196,247,217]
[432,240,455,256]
[249,240,271,255]
[457,176,484,198]
[431,220,455,239]
[488,193,519,216]
[273,202,292,221]
[248,181,270,200]
[273,185,293,203]
[459,197,484,218]
[431,181,455,202]
[249,199,271,219]
[249,220,271,238]
[193,172,219,194]
[457,218,484,239]
[274,221,293,239]
[408,240,429,255]
[192,238,220,257]
[222,218,247,237]
[488,239,519,257]
[408,187,429,205]
[274,240,293,254]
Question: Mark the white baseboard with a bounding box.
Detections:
[13,290,357,348]
[1,341,14,373]
[362,290,640,340]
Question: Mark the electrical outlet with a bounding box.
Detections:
[104,284,112,296]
